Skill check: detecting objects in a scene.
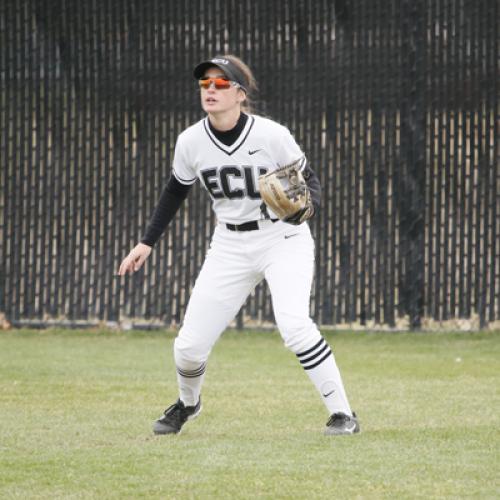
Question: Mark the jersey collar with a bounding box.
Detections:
[203,115,255,156]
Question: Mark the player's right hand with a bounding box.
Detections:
[117,243,152,275]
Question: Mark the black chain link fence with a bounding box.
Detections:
[1,0,498,330]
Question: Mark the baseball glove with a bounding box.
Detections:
[258,158,314,225]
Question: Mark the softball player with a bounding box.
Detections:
[118,55,359,436]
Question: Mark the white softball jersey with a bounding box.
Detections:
[172,115,307,224]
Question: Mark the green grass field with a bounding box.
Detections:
[0,328,499,499]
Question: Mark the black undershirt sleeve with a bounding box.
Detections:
[140,176,192,247]
[302,164,321,215]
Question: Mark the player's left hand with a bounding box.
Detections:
[259,158,314,225]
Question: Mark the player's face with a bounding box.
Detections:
[199,67,246,116]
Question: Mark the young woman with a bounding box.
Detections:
[118,55,359,436]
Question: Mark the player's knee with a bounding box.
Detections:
[276,314,321,354]
[173,333,208,369]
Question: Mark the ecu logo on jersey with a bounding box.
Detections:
[200,165,269,200]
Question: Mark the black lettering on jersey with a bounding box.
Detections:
[200,165,269,200]
[201,168,224,199]
[243,166,269,199]
[220,166,244,199]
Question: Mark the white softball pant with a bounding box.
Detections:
[174,219,322,367]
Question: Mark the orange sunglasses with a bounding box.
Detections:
[198,77,236,90]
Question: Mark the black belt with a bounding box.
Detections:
[226,219,278,232]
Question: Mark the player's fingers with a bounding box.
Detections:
[117,259,127,275]
[118,256,134,276]
[133,253,148,271]
[132,244,152,271]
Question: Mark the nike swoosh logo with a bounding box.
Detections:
[248,149,261,155]
[284,234,299,239]
[322,389,336,397]
[344,422,357,433]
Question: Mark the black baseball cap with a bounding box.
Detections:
[193,56,248,92]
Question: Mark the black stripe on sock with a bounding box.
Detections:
[296,337,325,358]
[177,369,205,378]
[302,349,333,370]
[178,363,206,374]
[177,364,206,378]
[177,365,205,376]
[299,343,329,365]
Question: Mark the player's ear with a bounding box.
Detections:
[237,89,246,104]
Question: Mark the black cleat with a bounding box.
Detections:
[324,411,360,436]
[153,398,202,435]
